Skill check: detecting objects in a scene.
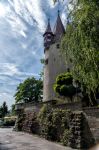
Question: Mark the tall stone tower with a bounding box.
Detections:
[43,12,67,102]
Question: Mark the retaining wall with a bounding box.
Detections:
[83,107,99,144]
[15,102,99,149]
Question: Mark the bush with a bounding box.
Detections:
[56,73,73,85]
[54,72,77,101]
[17,114,26,131]
[38,105,71,142]
[3,120,15,126]
[61,129,71,146]
[38,105,53,138]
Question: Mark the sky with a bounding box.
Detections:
[0,0,68,109]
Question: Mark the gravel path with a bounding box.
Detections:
[0,128,75,150]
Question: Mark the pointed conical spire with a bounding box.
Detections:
[54,11,65,41]
[43,18,54,50]
[44,19,53,35]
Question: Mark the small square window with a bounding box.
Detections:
[56,44,60,48]
[45,59,48,65]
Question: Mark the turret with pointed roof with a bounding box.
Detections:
[44,19,53,35]
[43,19,54,50]
[54,11,65,42]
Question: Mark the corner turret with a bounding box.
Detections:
[43,19,54,51]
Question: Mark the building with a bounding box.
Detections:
[43,11,68,102]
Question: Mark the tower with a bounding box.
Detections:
[43,12,67,102]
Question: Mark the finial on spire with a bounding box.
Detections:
[58,10,60,15]
[57,0,60,14]
[48,18,50,23]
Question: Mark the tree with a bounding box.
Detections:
[2,102,8,117]
[11,104,16,115]
[54,72,77,101]
[0,107,3,118]
[0,102,8,118]
[14,77,43,103]
[61,0,99,105]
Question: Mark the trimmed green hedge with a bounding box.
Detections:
[54,72,76,101]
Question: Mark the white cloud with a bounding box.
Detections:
[0,0,68,108]
[6,0,46,35]
[0,63,20,76]
[0,92,14,108]
[0,3,7,17]
[20,30,27,38]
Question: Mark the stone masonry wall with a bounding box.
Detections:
[15,103,99,149]
[83,107,99,144]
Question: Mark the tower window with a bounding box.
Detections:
[70,58,72,62]
[56,44,60,48]
[45,58,48,65]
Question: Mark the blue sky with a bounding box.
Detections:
[0,0,68,108]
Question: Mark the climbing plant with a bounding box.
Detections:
[38,105,71,144]
[61,0,99,105]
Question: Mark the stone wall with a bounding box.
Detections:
[15,102,99,149]
[23,101,82,113]
[83,107,99,144]
[68,107,99,149]
[22,112,39,134]
[54,102,82,111]
[69,111,96,149]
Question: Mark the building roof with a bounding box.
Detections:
[44,19,53,36]
[53,11,65,41]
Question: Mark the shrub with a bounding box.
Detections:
[38,104,50,121]
[38,105,71,142]
[3,120,15,126]
[56,73,73,85]
[38,105,53,138]
[17,114,26,131]
[54,72,77,101]
[61,129,71,146]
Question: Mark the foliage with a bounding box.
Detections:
[3,118,16,127]
[40,58,45,64]
[14,77,43,103]
[38,104,48,121]
[54,72,76,101]
[0,102,8,118]
[38,105,71,144]
[61,0,99,105]
[17,114,25,131]
[61,129,71,146]
[30,117,39,134]
[16,105,71,146]
[11,104,16,115]
[37,104,52,138]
